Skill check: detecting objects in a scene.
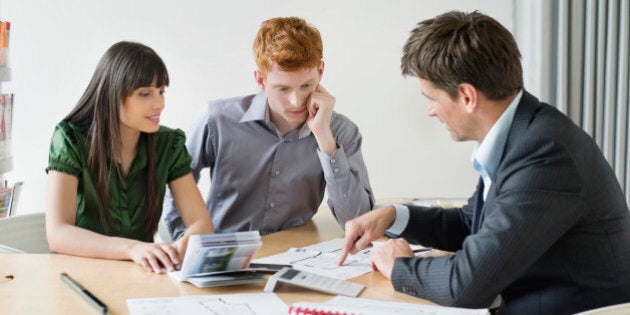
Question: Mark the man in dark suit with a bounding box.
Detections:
[338,10,630,315]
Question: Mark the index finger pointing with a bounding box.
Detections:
[338,233,357,266]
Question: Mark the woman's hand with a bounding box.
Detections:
[173,235,190,265]
[127,242,181,273]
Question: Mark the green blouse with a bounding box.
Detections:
[47,121,193,242]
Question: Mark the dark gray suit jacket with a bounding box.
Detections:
[390,91,630,314]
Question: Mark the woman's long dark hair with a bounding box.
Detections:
[64,41,169,240]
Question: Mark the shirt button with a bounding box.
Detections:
[270,202,276,208]
[274,170,280,176]
[330,158,336,164]
[343,193,348,198]
[334,168,340,173]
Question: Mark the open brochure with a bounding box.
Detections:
[169,231,265,287]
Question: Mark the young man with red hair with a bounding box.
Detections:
[163,17,374,238]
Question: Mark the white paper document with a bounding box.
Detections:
[252,238,431,280]
[290,296,489,315]
[127,292,287,315]
[253,238,371,279]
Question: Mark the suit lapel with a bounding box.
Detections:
[473,91,540,233]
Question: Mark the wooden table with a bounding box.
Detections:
[0,208,436,314]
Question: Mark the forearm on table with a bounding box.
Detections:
[47,223,141,261]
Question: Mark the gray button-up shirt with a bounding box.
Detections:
[163,92,374,238]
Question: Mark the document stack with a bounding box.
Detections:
[170,231,265,287]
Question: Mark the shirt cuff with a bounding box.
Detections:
[385,204,410,237]
[317,146,349,178]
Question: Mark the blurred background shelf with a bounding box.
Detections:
[0,156,11,174]
[0,66,10,80]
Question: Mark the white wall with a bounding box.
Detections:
[0,0,515,214]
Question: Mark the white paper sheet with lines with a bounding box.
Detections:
[127,292,287,315]
[252,238,431,280]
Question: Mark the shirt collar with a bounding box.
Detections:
[472,90,523,180]
[240,92,312,139]
[240,92,268,123]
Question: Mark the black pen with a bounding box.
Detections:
[248,263,293,270]
[412,247,432,253]
[61,272,110,315]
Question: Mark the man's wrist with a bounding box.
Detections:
[383,205,397,227]
[314,130,336,155]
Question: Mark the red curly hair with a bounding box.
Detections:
[253,17,323,74]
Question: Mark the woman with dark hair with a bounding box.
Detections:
[46,41,214,273]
